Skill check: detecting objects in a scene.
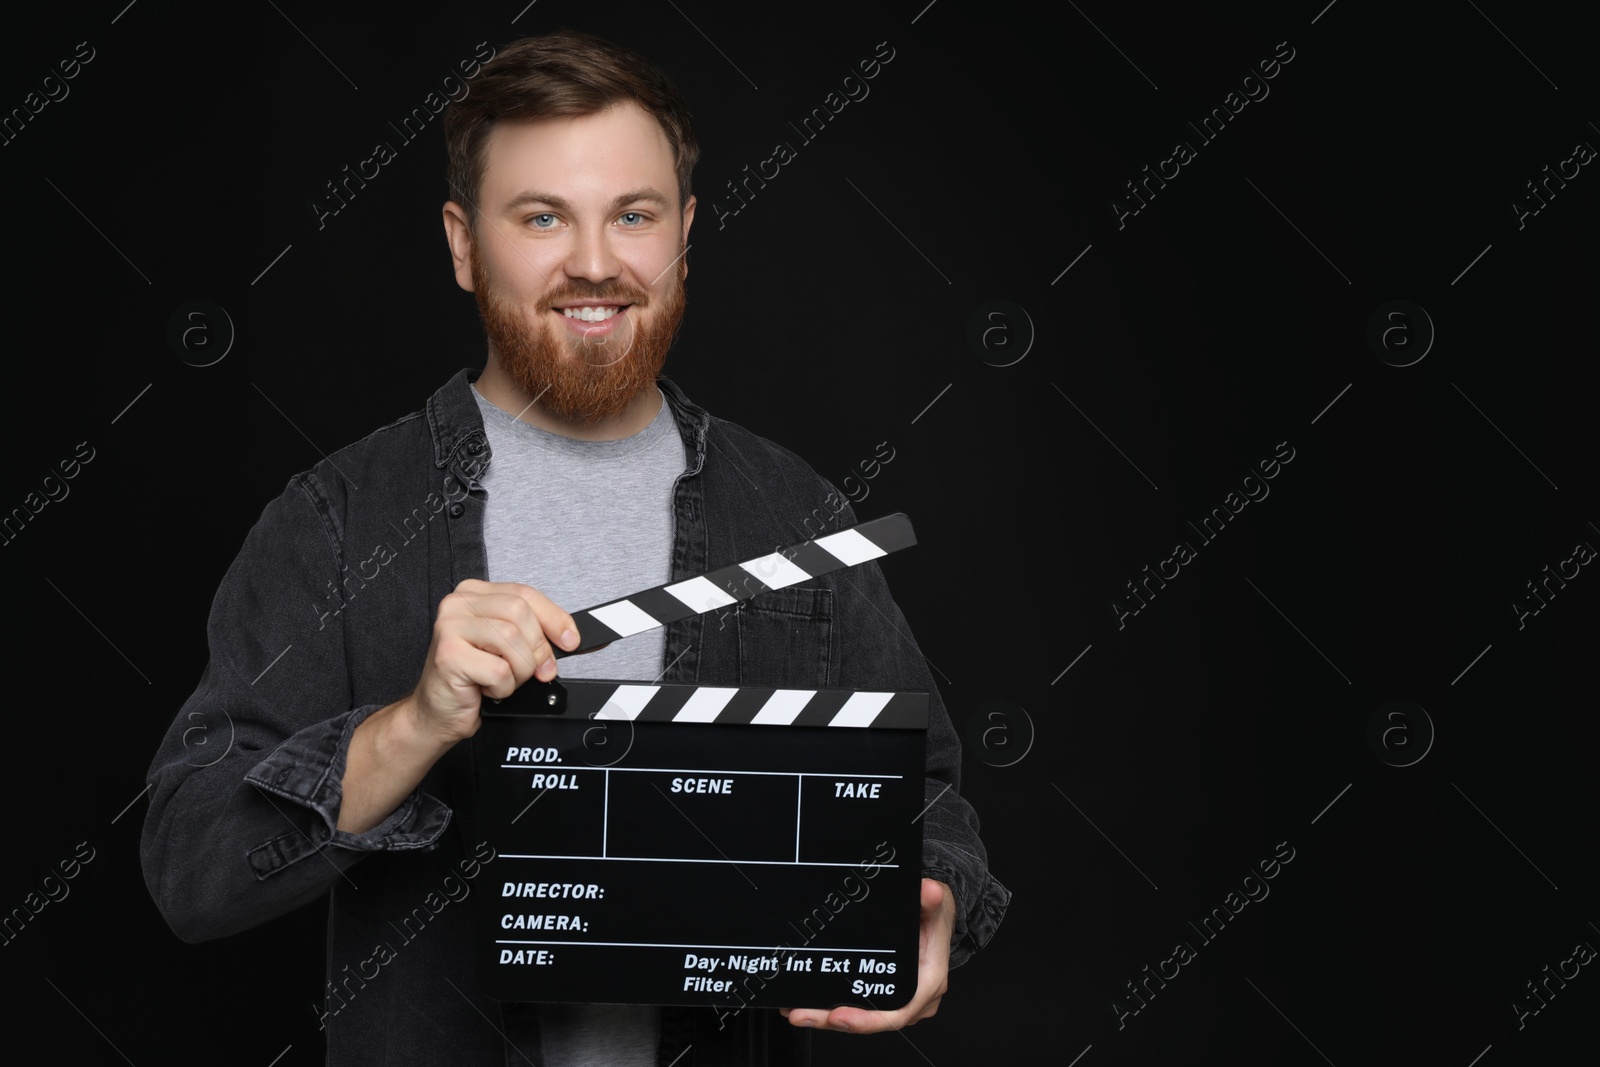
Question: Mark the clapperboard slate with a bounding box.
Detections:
[473,515,927,1010]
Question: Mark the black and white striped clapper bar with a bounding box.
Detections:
[473,514,927,1012]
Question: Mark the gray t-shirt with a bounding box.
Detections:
[472,384,685,1066]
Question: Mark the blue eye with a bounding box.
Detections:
[620,212,644,226]
[530,213,556,228]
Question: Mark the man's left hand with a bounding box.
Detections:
[779,878,955,1032]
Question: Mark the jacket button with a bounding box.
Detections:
[276,768,290,784]
[467,440,484,455]
[449,503,465,518]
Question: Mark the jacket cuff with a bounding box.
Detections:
[923,839,1012,970]
[243,704,451,879]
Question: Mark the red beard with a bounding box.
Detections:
[471,248,686,425]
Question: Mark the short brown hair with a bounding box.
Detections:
[443,30,699,229]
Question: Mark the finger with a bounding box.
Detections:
[419,642,515,714]
[447,581,579,655]
[780,1003,919,1034]
[442,592,563,681]
[780,1007,848,1030]
[435,628,537,698]
[503,583,580,653]
[816,1007,905,1034]
[436,611,545,688]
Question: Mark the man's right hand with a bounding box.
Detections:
[337,580,579,834]
[404,579,581,744]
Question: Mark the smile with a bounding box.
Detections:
[561,306,625,322]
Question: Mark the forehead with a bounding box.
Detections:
[478,101,677,209]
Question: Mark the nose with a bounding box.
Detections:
[562,219,623,287]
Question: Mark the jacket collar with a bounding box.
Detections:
[426,367,709,476]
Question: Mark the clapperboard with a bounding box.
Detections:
[473,515,927,1011]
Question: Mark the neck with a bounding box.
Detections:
[474,358,661,441]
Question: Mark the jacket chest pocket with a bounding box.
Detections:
[735,585,835,688]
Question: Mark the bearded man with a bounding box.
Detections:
[142,29,1008,1067]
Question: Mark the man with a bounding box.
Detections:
[141,29,1008,1065]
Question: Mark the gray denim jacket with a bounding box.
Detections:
[141,368,1010,1065]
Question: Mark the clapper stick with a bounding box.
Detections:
[506,513,916,716]
[557,512,917,655]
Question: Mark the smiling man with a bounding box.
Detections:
[142,30,1007,1067]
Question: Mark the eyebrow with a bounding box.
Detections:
[502,188,672,214]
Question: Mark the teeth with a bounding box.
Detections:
[561,306,621,322]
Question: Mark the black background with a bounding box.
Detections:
[2,1,1595,1064]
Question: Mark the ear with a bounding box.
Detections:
[679,194,696,279]
[442,200,477,291]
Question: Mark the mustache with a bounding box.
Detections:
[542,285,650,310]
